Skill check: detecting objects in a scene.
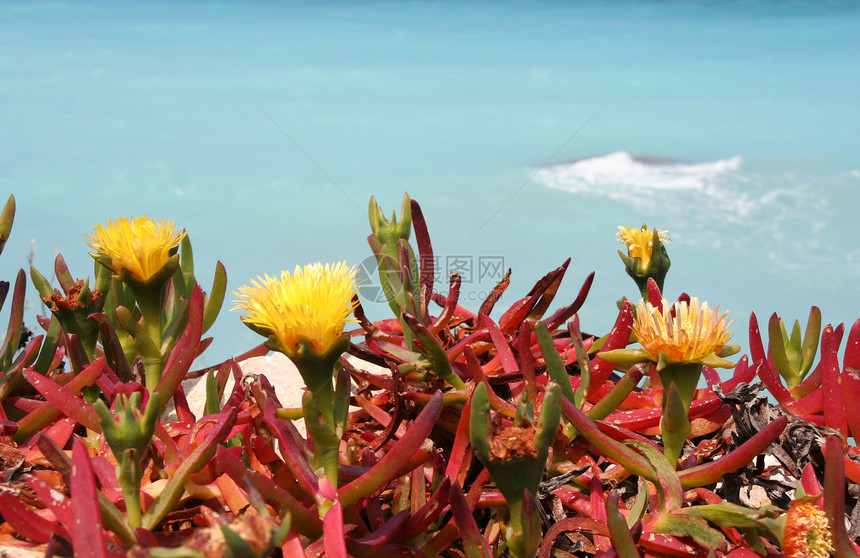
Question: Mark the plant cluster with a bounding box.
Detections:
[0,192,857,557]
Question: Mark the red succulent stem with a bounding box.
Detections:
[429,272,461,334]
[480,314,520,374]
[677,415,788,489]
[449,481,492,558]
[338,391,443,507]
[154,284,204,416]
[824,437,860,557]
[542,271,595,331]
[719,355,759,393]
[217,445,323,537]
[559,397,656,482]
[589,301,635,397]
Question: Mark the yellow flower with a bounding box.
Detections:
[617,225,669,269]
[233,262,358,357]
[783,499,834,558]
[634,297,733,365]
[86,216,185,282]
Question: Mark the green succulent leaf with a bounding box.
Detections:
[535,321,576,404]
[652,510,725,551]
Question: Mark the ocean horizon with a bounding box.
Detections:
[2,0,858,367]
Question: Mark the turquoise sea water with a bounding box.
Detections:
[1,1,859,365]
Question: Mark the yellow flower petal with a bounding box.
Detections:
[86,216,185,282]
[633,297,732,363]
[617,225,669,268]
[233,262,358,356]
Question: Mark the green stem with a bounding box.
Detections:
[657,363,702,465]
[133,286,164,390]
[287,339,350,491]
[657,363,702,416]
[302,388,341,489]
[313,380,336,430]
[118,450,143,530]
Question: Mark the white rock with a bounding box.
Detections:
[344,353,390,377]
[0,548,46,558]
[739,485,770,509]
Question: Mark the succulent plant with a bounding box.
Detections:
[0,194,856,558]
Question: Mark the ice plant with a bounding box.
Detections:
[633,297,735,370]
[603,297,738,464]
[31,255,111,362]
[470,382,562,558]
[617,224,671,296]
[86,216,185,285]
[367,193,424,345]
[767,307,821,391]
[0,194,14,257]
[234,261,358,486]
[233,262,358,385]
[782,499,834,558]
[94,391,161,530]
[4,191,860,556]
[86,216,185,388]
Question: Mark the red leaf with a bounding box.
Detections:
[821,325,848,438]
[516,322,538,403]
[589,475,611,552]
[444,399,473,484]
[430,272,462,333]
[844,454,860,485]
[646,277,663,309]
[339,391,443,507]
[23,362,104,432]
[401,478,452,542]
[281,533,306,558]
[784,388,823,415]
[217,445,322,538]
[800,462,822,496]
[756,358,792,404]
[155,284,204,409]
[479,314,519,375]
[844,319,860,442]
[747,312,766,366]
[845,319,860,370]
[590,301,635,394]
[0,492,64,543]
[824,437,859,557]
[678,416,788,489]
[410,198,435,308]
[448,481,492,558]
[71,438,109,558]
[16,358,105,442]
[719,355,759,393]
[263,399,320,499]
[542,271,595,331]
[322,499,348,558]
[27,473,75,527]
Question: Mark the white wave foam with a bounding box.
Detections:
[536,151,743,193]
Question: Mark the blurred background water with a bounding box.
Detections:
[1,0,858,366]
